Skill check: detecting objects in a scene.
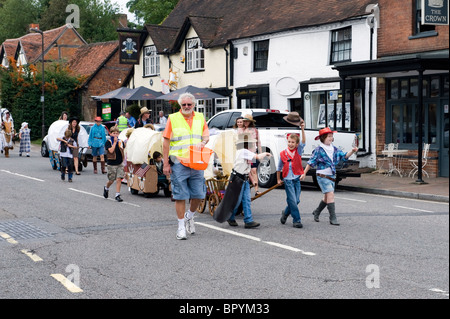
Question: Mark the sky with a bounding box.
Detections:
[112,0,138,23]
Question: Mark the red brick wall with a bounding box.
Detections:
[374,0,446,177]
[378,0,449,57]
[45,29,84,61]
[81,49,132,121]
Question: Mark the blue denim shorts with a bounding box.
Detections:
[91,146,105,156]
[170,162,206,200]
[317,175,336,194]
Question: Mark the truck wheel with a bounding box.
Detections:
[257,155,276,188]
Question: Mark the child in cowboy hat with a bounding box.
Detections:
[301,127,358,225]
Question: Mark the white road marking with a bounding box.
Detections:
[196,222,316,256]
[0,232,18,245]
[196,222,261,242]
[21,249,43,262]
[429,288,449,297]
[394,205,433,213]
[51,274,83,293]
[0,169,44,182]
[68,188,140,207]
[335,196,367,203]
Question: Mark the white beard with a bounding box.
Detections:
[181,109,193,116]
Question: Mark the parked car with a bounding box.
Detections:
[207,109,360,188]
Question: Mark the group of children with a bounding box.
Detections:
[227,111,358,228]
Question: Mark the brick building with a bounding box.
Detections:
[335,0,449,178]
[66,41,133,121]
[0,24,86,67]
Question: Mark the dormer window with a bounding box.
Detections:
[186,38,204,72]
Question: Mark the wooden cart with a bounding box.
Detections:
[197,175,229,216]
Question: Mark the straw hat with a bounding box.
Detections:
[315,127,337,140]
[140,107,151,115]
[283,112,304,126]
[242,114,256,122]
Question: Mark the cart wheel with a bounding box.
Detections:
[163,188,172,198]
[197,197,207,214]
[208,193,220,216]
[130,188,139,195]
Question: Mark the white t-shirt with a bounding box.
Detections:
[317,143,334,175]
[60,139,77,158]
[233,149,256,175]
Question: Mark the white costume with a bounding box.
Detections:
[1,109,15,157]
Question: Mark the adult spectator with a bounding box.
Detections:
[158,111,167,125]
[134,107,152,128]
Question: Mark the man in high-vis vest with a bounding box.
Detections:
[116,112,128,132]
[163,93,209,240]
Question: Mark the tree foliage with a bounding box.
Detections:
[126,0,179,25]
[0,59,85,139]
[0,0,122,44]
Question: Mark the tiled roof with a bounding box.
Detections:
[66,40,120,82]
[1,24,86,64]
[160,0,374,47]
[145,25,179,53]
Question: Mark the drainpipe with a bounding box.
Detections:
[223,44,229,91]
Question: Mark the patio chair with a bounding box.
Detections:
[378,143,398,174]
[408,143,430,178]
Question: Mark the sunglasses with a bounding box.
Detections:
[181,103,193,106]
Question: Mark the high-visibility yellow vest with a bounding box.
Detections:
[169,111,204,159]
[117,116,128,132]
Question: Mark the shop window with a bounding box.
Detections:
[303,89,362,133]
[386,75,445,146]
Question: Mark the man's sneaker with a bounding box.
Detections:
[184,212,195,235]
[176,228,187,240]
[115,195,123,202]
[103,187,109,198]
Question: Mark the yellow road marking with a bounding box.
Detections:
[51,274,83,293]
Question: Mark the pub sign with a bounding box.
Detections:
[422,0,449,25]
[119,34,140,64]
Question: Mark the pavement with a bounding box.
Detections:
[338,168,449,203]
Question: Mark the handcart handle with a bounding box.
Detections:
[251,181,283,201]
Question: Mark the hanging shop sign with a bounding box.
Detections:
[119,34,140,64]
[422,0,449,25]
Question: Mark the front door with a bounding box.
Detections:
[440,100,449,177]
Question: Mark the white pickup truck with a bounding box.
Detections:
[207,109,360,188]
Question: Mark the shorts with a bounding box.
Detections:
[91,146,105,156]
[107,164,124,181]
[317,174,336,194]
[170,162,206,200]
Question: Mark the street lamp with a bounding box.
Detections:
[29,27,45,138]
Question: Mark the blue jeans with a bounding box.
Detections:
[230,180,253,224]
[283,177,302,223]
[60,156,74,180]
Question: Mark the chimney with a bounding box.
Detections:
[118,14,128,28]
